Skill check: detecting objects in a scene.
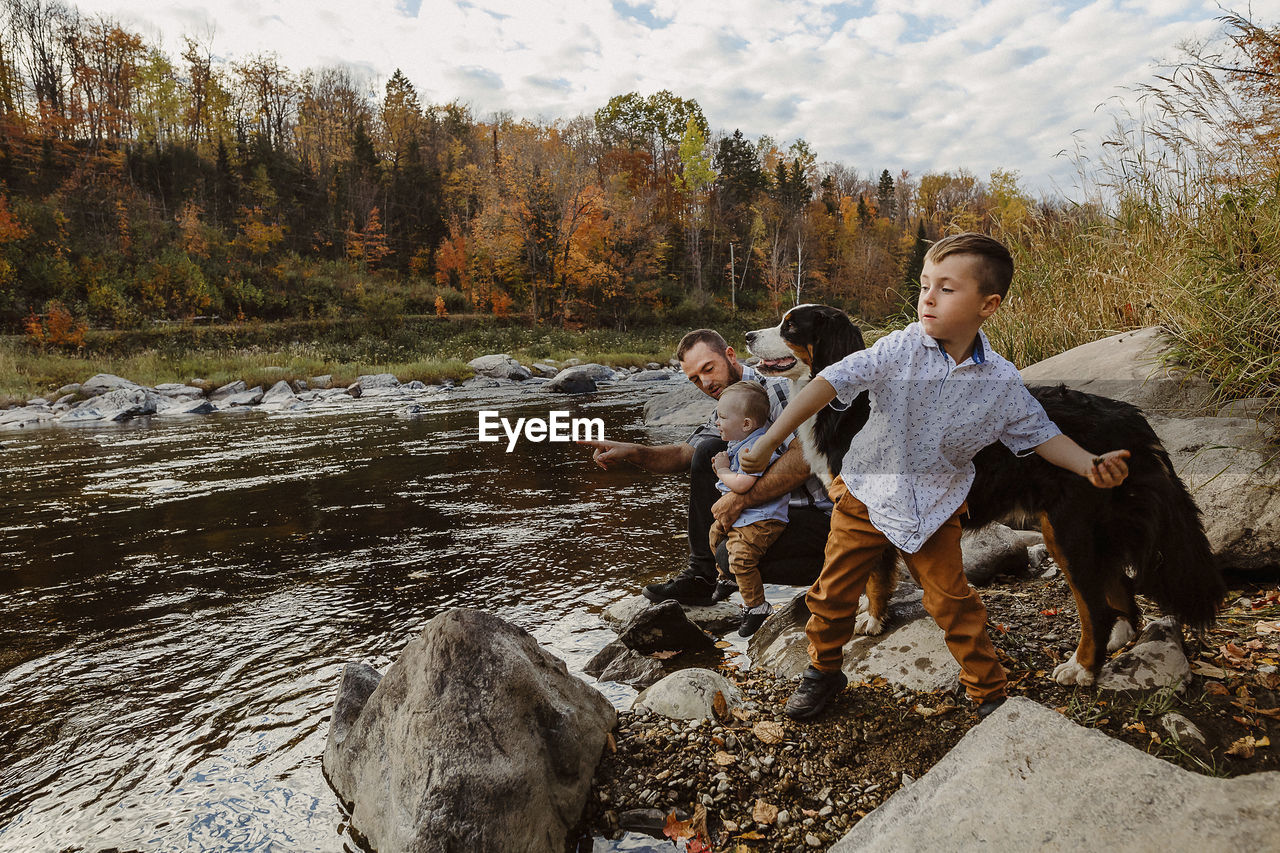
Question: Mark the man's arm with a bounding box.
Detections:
[1034,435,1130,488]
[712,443,812,528]
[577,439,694,474]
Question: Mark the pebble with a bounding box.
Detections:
[806,833,822,847]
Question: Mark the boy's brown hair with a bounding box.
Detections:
[925,232,1014,298]
[719,381,770,426]
[676,329,729,361]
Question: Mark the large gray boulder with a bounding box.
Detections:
[261,380,297,406]
[322,609,615,853]
[468,355,531,381]
[1152,415,1280,572]
[0,405,57,430]
[617,599,717,654]
[81,373,140,396]
[602,594,742,636]
[1021,326,1215,415]
[58,387,163,422]
[831,697,1280,852]
[961,524,1032,585]
[643,381,714,427]
[210,380,247,401]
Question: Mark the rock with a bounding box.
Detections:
[323,662,383,773]
[584,640,666,689]
[293,379,308,391]
[404,380,427,391]
[468,354,532,381]
[217,387,264,408]
[463,377,502,389]
[618,808,681,835]
[309,374,333,389]
[261,380,297,405]
[617,599,718,654]
[323,609,615,853]
[345,382,363,398]
[632,668,742,721]
[644,381,714,427]
[647,362,662,370]
[154,383,205,400]
[157,397,216,416]
[545,372,597,394]
[1021,327,1215,416]
[354,373,404,396]
[54,382,81,397]
[58,387,163,423]
[531,363,559,378]
[210,380,247,401]
[0,406,57,430]
[25,397,48,406]
[1216,397,1269,419]
[961,524,1030,584]
[559,363,615,381]
[602,594,742,636]
[1096,617,1190,692]
[626,370,672,382]
[830,697,1280,852]
[1150,415,1280,572]
[81,373,140,396]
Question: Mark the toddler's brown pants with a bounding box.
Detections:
[709,518,787,607]
[806,477,1006,703]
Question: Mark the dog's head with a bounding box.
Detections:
[746,304,865,378]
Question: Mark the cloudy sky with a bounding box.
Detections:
[70,0,1272,196]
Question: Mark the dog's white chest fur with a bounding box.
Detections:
[791,375,834,488]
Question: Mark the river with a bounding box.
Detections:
[0,381,693,851]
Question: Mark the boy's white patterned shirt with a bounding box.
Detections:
[817,322,1061,553]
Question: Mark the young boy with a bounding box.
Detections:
[708,381,789,637]
[741,232,1131,721]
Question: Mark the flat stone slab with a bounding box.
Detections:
[832,697,1280,852]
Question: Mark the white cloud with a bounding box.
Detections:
[65,0,1243,194]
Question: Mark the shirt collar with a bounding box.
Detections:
[728,425,769,454]
[918,323,988,366]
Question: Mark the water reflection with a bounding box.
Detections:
[0,383,690,852]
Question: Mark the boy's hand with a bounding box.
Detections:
[1087,449,1130,488]
[712,451,730,471]
[739,442,771,474]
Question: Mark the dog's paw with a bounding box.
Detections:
[1106,619,1136,653]
[854,598,885,635]
[1052,654,1096,686]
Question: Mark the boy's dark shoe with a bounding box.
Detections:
[712,578,739,603]
[784,666,848,721]
[975,696,1007,719]
[737,602,773,638]
[642,571,715,607]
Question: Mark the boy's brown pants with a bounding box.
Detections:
[806,478,1006,703]
[709,518,787,607]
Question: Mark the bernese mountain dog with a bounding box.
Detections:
[747,303,1225,685]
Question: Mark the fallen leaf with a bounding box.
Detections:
[687,841,710,853]
[801,808,820,817]
[731,707,754,722]
[663,811,695,841]
[713,750,736,766]
[1257,620,1280,635]
[1227,736,1257,759]
[606,732,616,753]
[1222,642,1249,664]
[1040,608,1060,616]
[713,690,729,721]
[715,640,733,649]
[1253,707,1280,718]
[1259,736,1272,747]
[650,650,682,660]
[690,804,709,842]
[1205,681,1231,695]
[753,720,785,744]
[1191,661,1229,678]
[736,832,767,840]
[752,799,779,825]
[722,819,739,833]
[1124,722,1148,734]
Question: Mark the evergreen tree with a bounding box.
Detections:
[877,169,896,221]
[902,219,928,305]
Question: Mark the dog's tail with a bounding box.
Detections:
[1131,439,1225,630]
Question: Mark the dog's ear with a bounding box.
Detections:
[811,307,864,372]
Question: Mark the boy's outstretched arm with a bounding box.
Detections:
[740,377,838,474]
[1033,434,1130,488]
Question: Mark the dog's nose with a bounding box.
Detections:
[745,331,757,343]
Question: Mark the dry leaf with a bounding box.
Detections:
[606,732,616,753]
[713,690,729,721]
[715,640,733,649]
[1258,735,1272,747]
[753,720,785,744]
[752,799,779,825]
[691,804,709,841]
[1227,736,1257,759]
[1191,661,1228,678]
[722,819,739,833]
[650,650,681,660]
[663,811,695,841]
[731,707,754,722]
[736,832,767,841]
[1257,620,1280,635]
[1205,681,1231,696]
[713,750,736,766]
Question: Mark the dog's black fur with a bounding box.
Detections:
[755,304,1225,682]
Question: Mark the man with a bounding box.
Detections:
[580,329,831,606]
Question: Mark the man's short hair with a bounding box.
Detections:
[719,381,770,425]
[676,329,728,362]
[925,232,1014,298]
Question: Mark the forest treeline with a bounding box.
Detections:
[0,0,1053,336]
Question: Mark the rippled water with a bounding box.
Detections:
[0,382,691,852]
